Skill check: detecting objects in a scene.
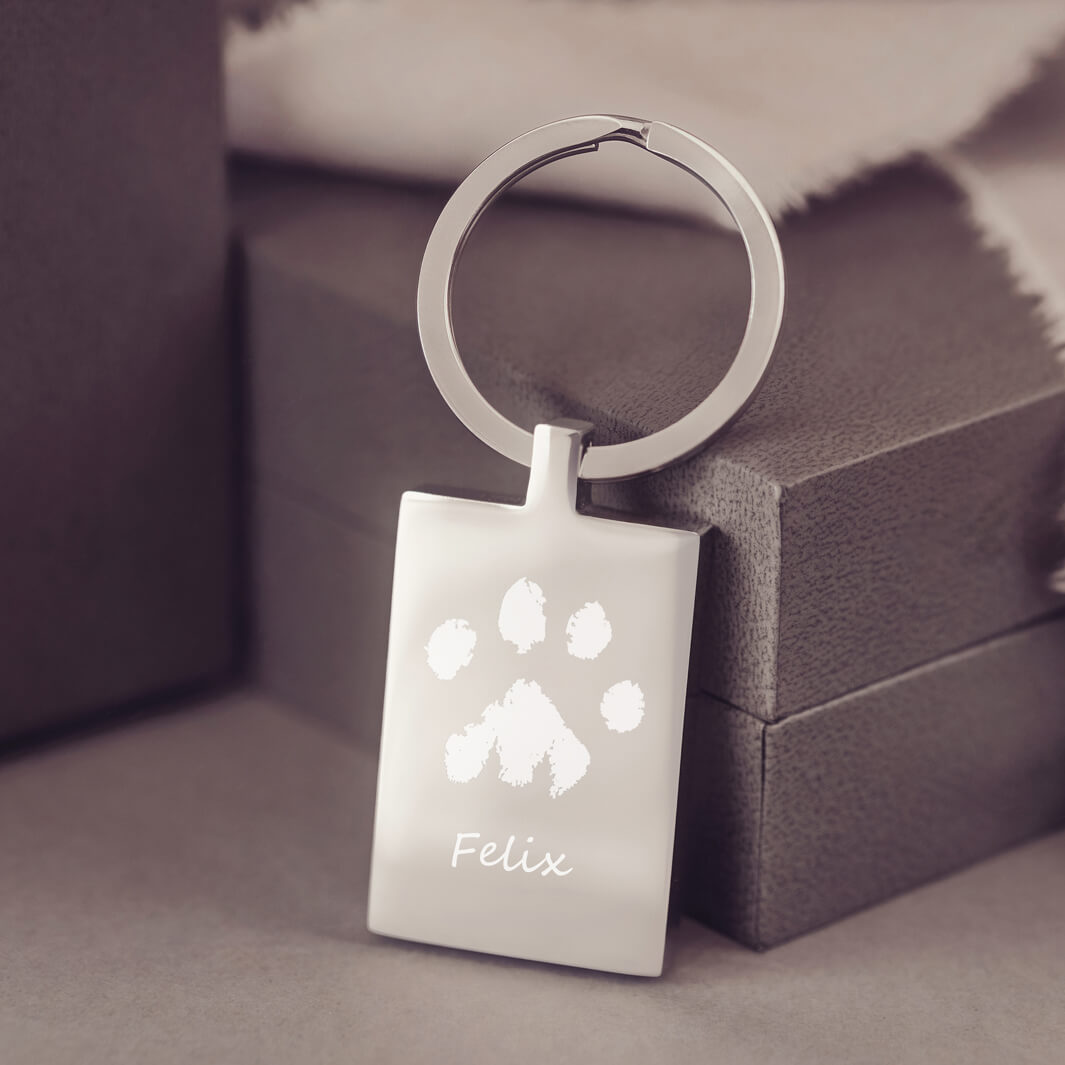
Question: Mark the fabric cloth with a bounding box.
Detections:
[225,0,1065,220]
[942,48,1065,351]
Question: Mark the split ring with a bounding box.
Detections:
[416,115,785,482]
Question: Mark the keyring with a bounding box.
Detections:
[417,114,785,482]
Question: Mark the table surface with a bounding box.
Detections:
[2,691,1063,1065]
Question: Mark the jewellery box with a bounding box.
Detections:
[233,152,1065,948]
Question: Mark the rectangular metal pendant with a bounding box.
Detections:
[368,423,699,976]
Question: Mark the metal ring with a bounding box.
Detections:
[417,115,785,482]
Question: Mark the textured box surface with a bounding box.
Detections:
[682,616,1065,946]
[232,159,1065,945]
[233,159,1065,725]
[0,2,235,741]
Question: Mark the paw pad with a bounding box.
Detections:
[426,578,645,797]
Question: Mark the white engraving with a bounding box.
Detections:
[425,618,477,680]
[600,680,645,733]
[547,725,593,798]
[487,679,569,788]
[445,679,590,798]
[565,601,612,660]
[450,831,573,877]
[497,578,546,654]
[443,720,495,783]
[434,579,645,796]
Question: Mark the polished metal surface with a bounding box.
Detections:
[417,115,786,481]
[369,423,699,975]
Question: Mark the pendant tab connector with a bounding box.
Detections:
[524,421,594,515]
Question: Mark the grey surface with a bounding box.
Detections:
[3,690,1064,1065]
[0,2,235,741]
[232,159,1065,723]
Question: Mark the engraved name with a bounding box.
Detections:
[450,832,573,878]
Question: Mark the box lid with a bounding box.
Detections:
[233,159,1065,721]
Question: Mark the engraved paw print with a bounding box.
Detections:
[425,578,645,797]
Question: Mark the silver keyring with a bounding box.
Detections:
[417,115,785,482]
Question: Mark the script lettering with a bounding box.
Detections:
[450,831,573,877]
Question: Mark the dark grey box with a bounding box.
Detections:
[233,158,1065,944]
[0,2,235,741]
[682,617,1065,946]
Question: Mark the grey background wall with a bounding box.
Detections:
[0,1,236,742]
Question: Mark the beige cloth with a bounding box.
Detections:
[943,50,1065,350]
[226,0,1065,220]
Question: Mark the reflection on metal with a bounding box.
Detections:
[369,425,699,975]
